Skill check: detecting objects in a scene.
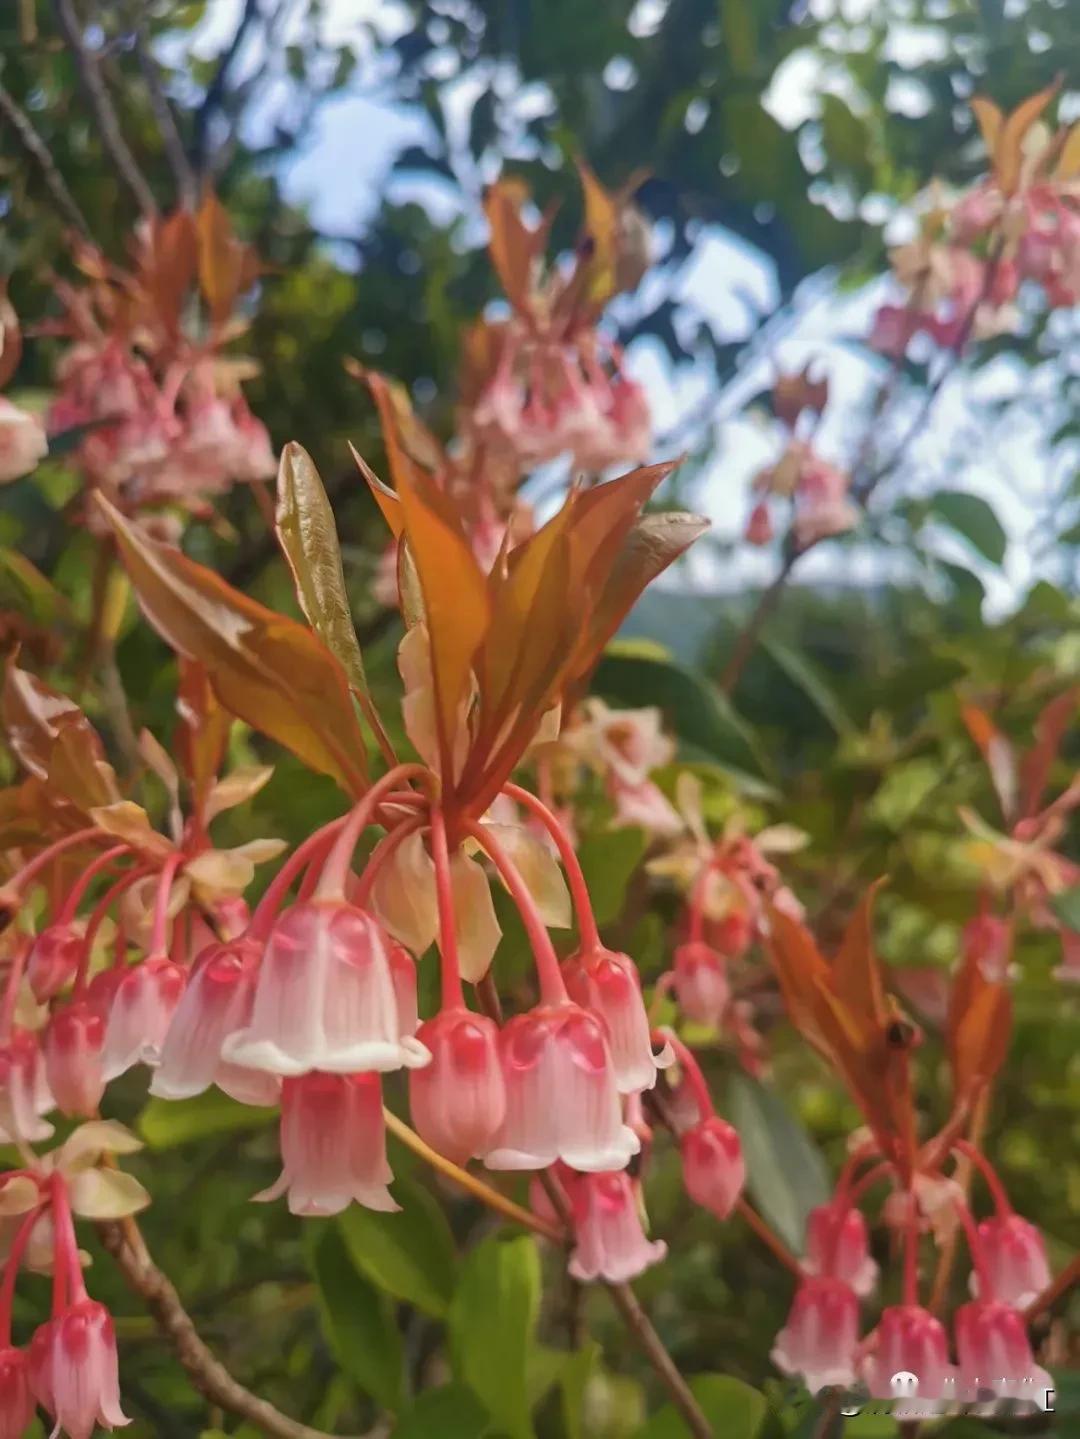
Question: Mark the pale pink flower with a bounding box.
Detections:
[567,1170,667,1284]
[863,1304,955,1408]
[672,941,730,1029]
[257,1071,397,1216]
[0,398,46,484]
[0,1029,55,1144]
[803,1201,878,1298]
[770,1277,860,1393]
[42,1002,106,1119]
[102,956,187,1080]
[973,1214,1051,1309]
[409,1008,506,1163]
[151,940,265,1101]
[222,901,431,1077]
[26,923,84,1002]
[485,1004,640,1172]
[744,501,773,545]
[563,946,669,1094]
[608,777,683,837]
[680,1114,744,1219]
[0,1346,33,1438]
[954,1300,1053,1410]
[49,1300,129,1439]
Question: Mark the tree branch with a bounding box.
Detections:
[0,80,94,240]
[98,1216,359,1439]
[128,10,197,208]
[192,0,261,177]
[1024,1252,1079,1325]
[53,0,157,217]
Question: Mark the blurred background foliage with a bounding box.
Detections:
[0,0,1078,1436]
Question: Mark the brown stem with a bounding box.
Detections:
[928,1088,990,1314]
[1025,1252,1080,1324]
[53,0,157,216]
[98,1217,359,1439]
[0,80,94,239]
[735,1198,802,1277]
[127,10,197,207]
[719,547,800,696]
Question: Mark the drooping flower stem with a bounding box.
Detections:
[463,820,567,1005]
[0,939,28,1040]
[316,765,432,901]
[503,783,600,952]
[903,1194,920,1307]
[428,809,465,1010]
[381,1108,560,1241]
[56,844,131,923]
[74,863,155,994]
[248,817,349,938]
[953,1139,1013,1216]
[656,1028,714,1118]
[149,852,186,957]
[0,1203,42,1345]
[952,1198,992,1299]
[2,827,111,901]
[351,815,426,909]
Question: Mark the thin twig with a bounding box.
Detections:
[718,546,799,696]
[382,1109,564,1243]
[192,0,260,176]
[1025,1252,1080,1325]
[53,0,157,216]
[98,1217,360,1439]
[128,10,197,207]
[0,80,94,239]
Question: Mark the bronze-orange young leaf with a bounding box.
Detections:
[98,496,370,797]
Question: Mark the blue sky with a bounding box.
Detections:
[184,0,1073,617]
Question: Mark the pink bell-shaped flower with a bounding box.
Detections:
[485,1004,639,1173]
[804,1201,878,1298]
[973,1213,1052,1309]
[27,1321,54,1416]
[224,901,430,1076]
[151,941,277,1106]
[562,947,667,1093]
[672,941,730,1028]
[102,956,187,1081]
[680,1115,745,1220]
[863,1304,954,1406]
[0,1029,55,1143]
[50,1300,129,1439]
[409,1008,505,1164]
[954,1300,1053,1410]
[26,923,84,1003]
[0,1347,33,1439]
[42,1002,106,1118]
[256,1071,398,1216]
[770,1277,860,1393]
[567,1170,667,1284]
[389,941,419,1037]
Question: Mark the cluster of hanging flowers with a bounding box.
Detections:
[465,166,653,478]
[764,896,1055,1415]
[43,194,274,526]
[743,367,858,554]
[871,85,1080,358]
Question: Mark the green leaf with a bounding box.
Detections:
[638,1375,768,1438]
[929,491,1007,566]
[337,1176,457,1317]
[595,645,770,784]
[392,1384,490,1438]
[1049,886,1080,934]
[578,825,648,927]
[449,1235,541,1439]
[560,1342,600,1439]
[727,1073,830,1253]
[760,638,854,735]
[308,1223,405,1413]
[137,1091,276,1149]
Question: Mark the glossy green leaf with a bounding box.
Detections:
[638,1375,768,1438]
[929,491,1007,566]
[594,644,770,785]
[760,638,854,736]
[578,825,649,927]
[137,1091,276,1150]
[392,1384,490,1438]
[560,1342,600,1439]
[449,1235,541,1439]
[1049,886,1080,933]
[727,1073,830,1253]
[308,1224,405,1413]
[337,1176,457,1317]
